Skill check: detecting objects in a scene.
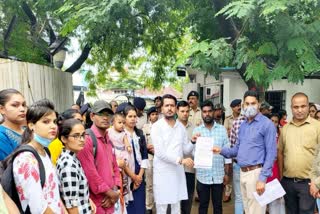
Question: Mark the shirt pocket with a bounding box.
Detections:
[302,129,318,151]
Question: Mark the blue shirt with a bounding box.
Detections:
[193,122,229,184]
[220,113,276,182]
[0,125,21,160]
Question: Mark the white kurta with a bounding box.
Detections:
[151,118,194,204]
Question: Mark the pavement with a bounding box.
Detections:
[191,198,234,214]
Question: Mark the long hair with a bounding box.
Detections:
[21,99,56,144]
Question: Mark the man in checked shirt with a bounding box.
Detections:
[229,114,245,214]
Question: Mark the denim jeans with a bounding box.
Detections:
[233,163,244,214]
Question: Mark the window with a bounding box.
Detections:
[265,90,286,113]
[206,88,211,95]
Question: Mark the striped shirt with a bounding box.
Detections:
[193,122,230,184]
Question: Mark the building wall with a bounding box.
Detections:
[184,68,320,119]
[268,79,320,119]
[0,58,73,112]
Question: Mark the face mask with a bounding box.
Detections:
[33,133,53,147]
[243,105,258,118]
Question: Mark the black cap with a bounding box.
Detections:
[147,106,157,116]
[92,100,113,114]
[230,99,241,108]
[80,103,91,115]
[133,97,146,110]
[187,91,199,100]
[116,102,129,113]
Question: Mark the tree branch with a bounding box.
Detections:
[3,15,17,56]
[65,44,92,74]
[21,1,37,36]
[212,0,239,41]
[46,20,56,45]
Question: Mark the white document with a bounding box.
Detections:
[194,137,213,169]
[253,179,286,207]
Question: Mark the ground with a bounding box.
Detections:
[191,197,235,214]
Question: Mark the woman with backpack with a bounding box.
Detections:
[56,118,96,213]
[0,89,27,160]
[12,99,65,213]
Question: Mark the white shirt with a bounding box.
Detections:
[151,118,194,204]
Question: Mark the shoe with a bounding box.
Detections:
[223,195,231,203]
[146,209,152,214]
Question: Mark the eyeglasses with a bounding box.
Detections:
[94,112,111,117]
[67,133,86,140]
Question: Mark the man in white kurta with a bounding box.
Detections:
[151,94,194,214]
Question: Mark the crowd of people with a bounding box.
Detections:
[0,87,320,214]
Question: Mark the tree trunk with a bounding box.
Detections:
[65,44,92,74]
[212,0,264,99]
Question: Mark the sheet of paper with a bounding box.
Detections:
[253,179,286,207]
[194,137,213,169]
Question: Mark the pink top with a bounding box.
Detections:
[108,127,131,162]
[77,125,121,214]
[267,132,280,183]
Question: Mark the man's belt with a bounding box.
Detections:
[283,176,310,183]
[240,164,263,172]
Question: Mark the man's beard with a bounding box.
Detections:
[165,115,175,120]
[203,117,214,124]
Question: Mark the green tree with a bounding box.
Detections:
[181,0,320,93]
[0,0,91,72]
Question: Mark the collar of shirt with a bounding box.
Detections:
[161,117,181,129]
[91,124,104,138]
[62,148,76,157]
[190,107,201,113]
[199,121,219,131]
[288,115,312,127]
[244,112,263,123]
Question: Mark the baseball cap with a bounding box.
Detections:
[91,100,113,114]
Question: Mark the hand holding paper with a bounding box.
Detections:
[194,137,213,169]
[212,146,221,154]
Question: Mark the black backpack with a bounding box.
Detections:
[86,128,98,159]
[0,144,50,213]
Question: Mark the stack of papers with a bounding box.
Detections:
[194,137,213,169]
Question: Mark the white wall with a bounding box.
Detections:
[222,72,247,116]
[268,79,320,119]
[0,58,73,112]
